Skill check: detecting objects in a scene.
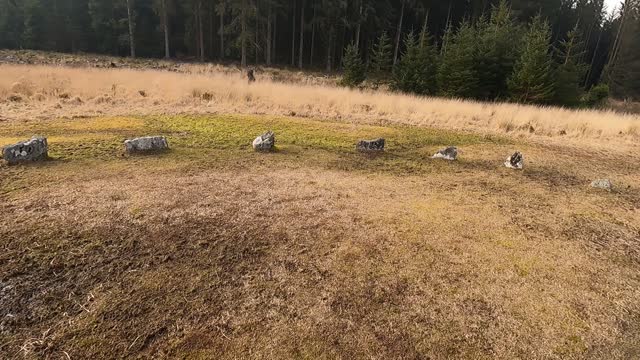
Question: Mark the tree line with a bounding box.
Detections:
[1,0,638,104]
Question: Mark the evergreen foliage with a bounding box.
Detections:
[476,0,521,100]
[341,42,366,87]
[437,21,478,98]
[370,31,392,74]
[508,15,555,104]
[553,23,587,107]
[0,0,635,104]
[583,83,609,106]
[392,31,437,95]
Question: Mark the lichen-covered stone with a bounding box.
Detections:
[357,138,385,152]
[2,137,48,165]
[124,136,169,154]
[432,146,458,161]
[505,151,524,170]
[253,131,275,151]
[590,179,612,191]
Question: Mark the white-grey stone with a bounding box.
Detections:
[124,136,169,154]
[2,137,48,165]
[505,151,524,170]
[357,138,385,152]
[253,131,275,151]
[432,146,458,161]
[590,179,612,191]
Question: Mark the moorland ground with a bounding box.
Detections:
[1,55,639,359]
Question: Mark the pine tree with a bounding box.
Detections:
[391,31,437,95]
[415,30,438,95]
[553,23,587,107]
[508,15,555,104]
[437,20,479,98]
[476,0,521,100]
[370,31,392,74]
[341,42,366,87]
[392,32,418,93]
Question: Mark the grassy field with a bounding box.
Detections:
[1,113,639,359]
[2,63,640,153]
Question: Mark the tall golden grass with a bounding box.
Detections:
[1,64,638,147]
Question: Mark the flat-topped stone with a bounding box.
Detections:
[124,136,169,154]
[432,146,458,161]
[253,131,275,151]
[357,138,385,152]
[590,179,612,191]
[505,151,524,170]
[2,137,48,165]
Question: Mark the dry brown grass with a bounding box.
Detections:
[1,63,639,155]
[1,55,639,358]
[1,114,639,359]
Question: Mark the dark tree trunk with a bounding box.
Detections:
[355,0,362,48]
[219,1,225,60]
[266,2,272,65]
[241,0,247,67]
[273,12,277,62]
[309,4,316,66]
[326,25,333,72]
[291,0,296,66]
[198,1,204,61]
[298,0,305,68]
[393,0,405,65]
[585,26,603,87]
[255,0,259,64]
[338,24,346,69]
[210,3,214,59]
[162,0,170,58]
[126,0,136,58]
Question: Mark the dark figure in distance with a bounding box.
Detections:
[247,69,256,84]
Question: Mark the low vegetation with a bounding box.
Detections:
[1,63,639,152]
[1,114,639,358]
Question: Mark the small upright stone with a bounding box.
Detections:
[590,179,612,191]
[253,131,275,152]
[505,151,524,170]
[2,137,48,165]
[432,146,458,161]
[357,138,385,152]
[124,136,169,154]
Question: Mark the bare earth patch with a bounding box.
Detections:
[0,115,639,359]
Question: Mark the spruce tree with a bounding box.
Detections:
[416,28,438,95]
[437,20,479,98]
[392,32,419,93]
[553,23,587,107]
[341,42,366,87]
[508,15,555,104]
[370,31,393,74]
[392,31,437,95]
[476,0,521,100]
